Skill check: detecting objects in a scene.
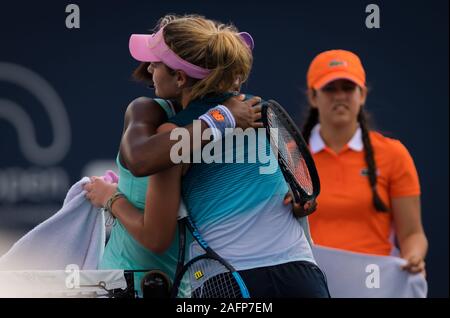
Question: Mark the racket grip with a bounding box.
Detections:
[288,187,317,218]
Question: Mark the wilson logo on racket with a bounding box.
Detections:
[194,270,204,280]
[209,109,225,122]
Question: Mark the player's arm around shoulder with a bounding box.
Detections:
[141,122,184,254]
[120,97,167,176]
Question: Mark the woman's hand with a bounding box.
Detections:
[283,192,317,217]
[391,196,428,278]
[401,254,426,277]
[84,176,118,208]
[222,94,263,129]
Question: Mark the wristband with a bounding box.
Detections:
[198,105,236,141]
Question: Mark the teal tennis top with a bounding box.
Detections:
[169,93,316,271]
[99,99,190,297]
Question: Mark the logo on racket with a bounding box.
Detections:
[194,270,204,280]
[208,109,225,122]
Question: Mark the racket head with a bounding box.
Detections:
[171,253,249,298]
[170,218,250,298]
[261,99,321,203]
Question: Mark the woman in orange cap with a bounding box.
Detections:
[303,49,428,275]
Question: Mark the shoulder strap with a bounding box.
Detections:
[154,98,176,119]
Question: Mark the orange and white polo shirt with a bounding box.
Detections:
[308,124,421,256]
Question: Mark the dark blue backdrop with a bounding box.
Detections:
[0,0,448,297]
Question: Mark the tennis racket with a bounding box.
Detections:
[170,202,250,298]
[261,99,320,216]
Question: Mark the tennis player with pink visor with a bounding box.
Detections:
[83,15,263,298]
[113,15,330,298]
[128,23,258,138]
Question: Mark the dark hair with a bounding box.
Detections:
[301,93,389,212]
[132,62,153,85]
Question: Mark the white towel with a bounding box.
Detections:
[312,245,428,298]
[0,177,105,270]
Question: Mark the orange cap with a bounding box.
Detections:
[307,50,366,89]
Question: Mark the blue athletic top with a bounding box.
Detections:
[169,94,316,270]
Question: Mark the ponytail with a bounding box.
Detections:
[358,110,389,212]
[162,14,253,102]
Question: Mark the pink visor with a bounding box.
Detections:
[129,28,254,79]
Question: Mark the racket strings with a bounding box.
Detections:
[178,258,243,298]
[193,272,241,298]
[267,110,314,195]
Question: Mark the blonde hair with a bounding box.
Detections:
[156,14,253,102]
